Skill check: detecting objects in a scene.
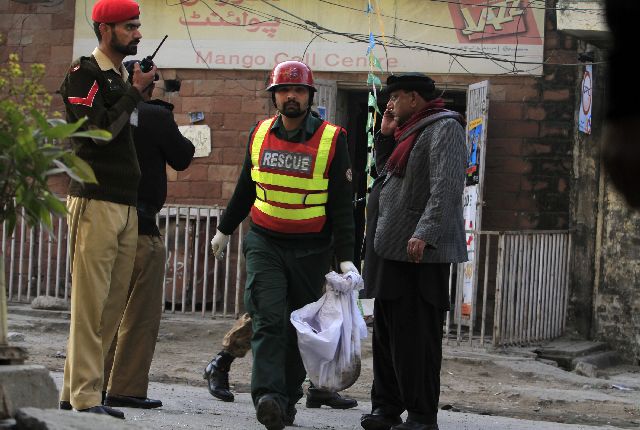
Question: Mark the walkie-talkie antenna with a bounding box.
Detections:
[148,35,168,61]
[139,35,169,73]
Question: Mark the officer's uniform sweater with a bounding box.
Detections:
[59,48,142,206]
[218,113,355,263]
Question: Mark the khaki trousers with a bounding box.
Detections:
[61,197,138,410]
[222,313,252,358]
[104,234,166,397]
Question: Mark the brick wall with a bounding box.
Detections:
[0,0,74,114]
[480,12,576,231]
[160,69,273,205]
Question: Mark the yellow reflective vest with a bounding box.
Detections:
[249,116,341,233]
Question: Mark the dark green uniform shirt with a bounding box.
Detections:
[218,113,355,262]
[59,48,142,206]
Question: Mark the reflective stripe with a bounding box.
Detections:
[254,199,325,220]
[250,118,276,167]
[255,186,328,205]
[250,120,338,191]
[251,170,328,190]
[314,124,337,179]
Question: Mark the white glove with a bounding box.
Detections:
[339,260,359,275]
[210,229,230,260]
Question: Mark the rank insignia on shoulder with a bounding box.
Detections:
[70,64,80,73]
[68,80,98,107]
[345,168,353,182]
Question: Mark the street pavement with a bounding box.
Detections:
[49,373,626,430]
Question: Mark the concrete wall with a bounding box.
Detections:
[568,39,640,363]
[567,42,604,341]
[596,188,640,362]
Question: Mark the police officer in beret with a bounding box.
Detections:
[58,0,156,419]
[361,74,467,430]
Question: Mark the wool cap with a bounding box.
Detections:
[385,73,436,94]
[92,0,140,24]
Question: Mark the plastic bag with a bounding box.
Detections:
[290,271,368,392]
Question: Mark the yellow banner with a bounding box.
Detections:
[74,0,545,75]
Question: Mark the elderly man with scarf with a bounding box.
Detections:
[361,74,468,430]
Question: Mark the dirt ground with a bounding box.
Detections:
[7,305,640,429]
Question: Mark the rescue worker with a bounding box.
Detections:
[103,60,195,410]
[209,61,356,430]
[57,0,157,419]
[203,312,358,408]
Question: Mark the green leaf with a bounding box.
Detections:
[372,56,384,72]
[59,154,98,184]
[368,94,381,114]
[41,119,85,139]
[71,129,112,141]
[367,73,381,88]
[0,130,13,145]
[31,109,49,131]
[5,214,16,236]
[44,192,67,215]
[368,93,377,107]
[38,205,53,230]
[46,118,68,127]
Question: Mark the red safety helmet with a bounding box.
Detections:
[266,61,316,92]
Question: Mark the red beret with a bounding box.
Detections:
[92,0,140,23]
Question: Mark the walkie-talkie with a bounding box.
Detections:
[139,35,168,73]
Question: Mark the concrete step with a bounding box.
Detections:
[572,350,623,369]
[15,407,150,429]
[7,304,70,321]
[0,365,58,419]
[534,339,610,370]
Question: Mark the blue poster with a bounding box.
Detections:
[317,106,327,120]
[466,120,482,186]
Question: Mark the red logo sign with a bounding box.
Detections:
[448,0,542,44]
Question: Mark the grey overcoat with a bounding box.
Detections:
[374,116,469,264]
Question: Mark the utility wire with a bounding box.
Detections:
[167,0,604,69]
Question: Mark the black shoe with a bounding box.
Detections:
[306,388,358,409]
[391,422,439,430]
[203,353,235,402]
[284,403,297,426]
[256,395,285,430]
[60,393,106,411]
[104,393,163,409]
[361,408,402,430]
[78,405,125,419]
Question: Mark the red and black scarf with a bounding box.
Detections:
[384,98,465,177]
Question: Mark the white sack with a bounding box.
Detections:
[290,271,367,392]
